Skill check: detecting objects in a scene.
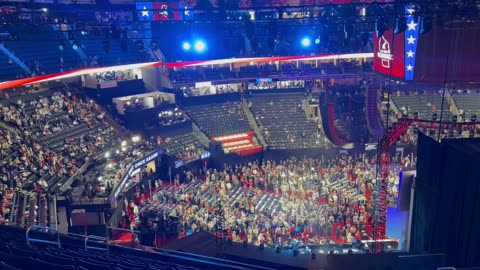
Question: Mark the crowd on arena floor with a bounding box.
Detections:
[125,153,413,249]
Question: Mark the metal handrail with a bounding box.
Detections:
[107,226,141,234]
[151,246,275,270]
[67,232,87,239]
[26,225,61,248]
[85,235,109,254]
[106,226,140,248]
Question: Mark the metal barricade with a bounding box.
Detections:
[106,226,140,248]
[26,225,61,248]
[85,235,109,254]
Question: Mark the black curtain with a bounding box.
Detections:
[411,133,480,267]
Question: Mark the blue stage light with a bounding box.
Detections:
[182,42,191,51]
[193,40,207,53]
[301,37,311,48]
[315,38,320,45]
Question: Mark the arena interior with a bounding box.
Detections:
[0,0,480,269]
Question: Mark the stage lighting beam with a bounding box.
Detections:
[301,37,311,48]
[182,42,191,51]
[193,40,207,53]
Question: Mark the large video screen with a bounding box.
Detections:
[136,2,194,21]
[373,29,405,79]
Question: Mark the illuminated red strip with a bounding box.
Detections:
[0,53,373,91]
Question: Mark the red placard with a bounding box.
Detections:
[373,29,405,79]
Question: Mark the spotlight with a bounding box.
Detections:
[104,152,110,158]
[72,41,79,50]
[121,140,127,147]
[182,42,191,51]
[132,136,141,142]
[314,38,320,44]
[193,40,207,53]
[301,37,311,48]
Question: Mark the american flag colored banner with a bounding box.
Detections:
[404,5,420,80]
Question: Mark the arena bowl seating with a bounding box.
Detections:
[452,92,480,119]
[391,92,451,121]
[183,101,252,138]
[0,225,266,270]
[248,93,323,149]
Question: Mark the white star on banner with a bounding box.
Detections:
[407,64,413,71]
[407,35,416,44]
[142,7,149,17]
[407,20,418,31]
[407,50,415,57]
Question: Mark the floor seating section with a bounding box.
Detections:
[183,102,252,138]
[248,94,323,149]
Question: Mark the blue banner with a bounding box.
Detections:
[404,5,420,80]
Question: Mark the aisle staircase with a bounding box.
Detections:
[0,43,31,74]
[320,94,353,149]
[242,98,266,145]
[365,86,384,139]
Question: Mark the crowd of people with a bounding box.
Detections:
[184,84,241,97]
[126,153,410,249]
[0,89,118,195]
[247,80,305,90]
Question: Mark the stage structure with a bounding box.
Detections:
[374,118,413,252]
